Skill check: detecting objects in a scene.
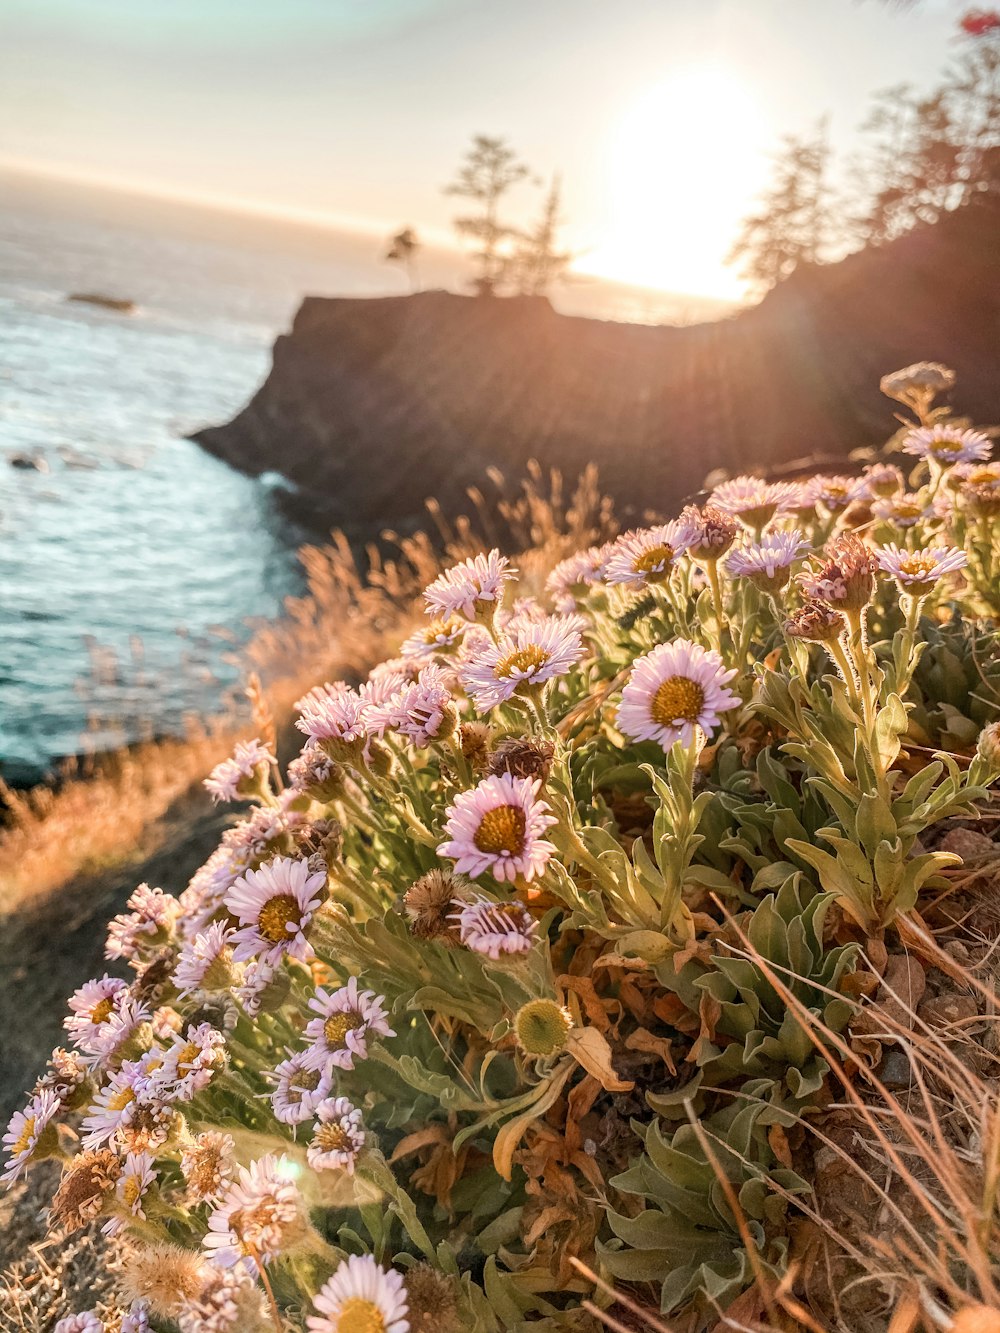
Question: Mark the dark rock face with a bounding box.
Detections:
[194,202,1000,535]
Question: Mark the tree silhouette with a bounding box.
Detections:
[511,176,572,297]
[444,135,534,295]
[385,227,421,291]
[726,122,831,293]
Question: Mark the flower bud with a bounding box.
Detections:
[513,999,574,1057]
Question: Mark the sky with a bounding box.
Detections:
[0,0,965,301]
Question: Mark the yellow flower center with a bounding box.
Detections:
[313,1122,353,1154]
[474,805,527,856]
[122,1175,144,1209]
[257,893,303,944]
[288,1068,322,1101]
[337,1299,386,1333]
[324,1012,365,1047]
[90,997,115,1026]
[424,618,460,644]
[11,1116,36,1156]
[650,676,705,727]
[898,557,936,580]
[930,438,960,456]
[514,999,573,1057]
[495,645,550,678]
[633,543,674,575]
[107,1086,136,1114]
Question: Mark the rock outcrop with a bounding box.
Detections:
[194,201,1000,534]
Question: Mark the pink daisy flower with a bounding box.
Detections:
[148,1023,227,1103]
[725,531,810,593]
[902,424,992,464]
[423,549,515,622]
[808,474,867,513]
[105,884,181,962]
[269,1050,335,1125]
[120,1306,150,1333]
[306,1096,366,1173]
[54,1317,104,1333]
[173,921,236,998]
[1,1088,61,1184]
[454,896,537,959]
[203,738,275,804]
[871,492,933,527]
[875,543,968,595]
[617,639,740,751]
[400,615,467,661]
[545,545,610,611]
[64,975,129,1046]
[437,772,556,883]
[80,1060,157,1150]
[176,1268,262,1333]
[235,958,280,1017]
[203,1154,302,1275]
[102,1150,156,1237]
[307,1255,409,1333]
[710,477,798,530]
[303,977,395,1072]
[294,683,367,746]
[460,616,584,712]
[225,856,327,965]
[603,520,694,589]
[859,463,904,499]
[366,662,455,746]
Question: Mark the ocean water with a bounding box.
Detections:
[0,173,419,785]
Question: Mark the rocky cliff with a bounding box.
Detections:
[195,201,1000,534]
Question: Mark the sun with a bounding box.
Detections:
[577,67,768,303]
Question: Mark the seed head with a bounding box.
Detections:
[514,999,574,1057]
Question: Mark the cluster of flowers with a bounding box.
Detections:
[8,359,1000,1331]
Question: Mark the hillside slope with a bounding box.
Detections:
[195,202,1000,534]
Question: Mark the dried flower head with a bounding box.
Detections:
[181,1131,236,1206]
[488,735,555,783]
[784,602,846,643]
[405,1264,461,1333]
[800,534,879,612]
[880,360,955,407]
[118,1242,207,1319]
[679,504,738,562]
[50,1150,122,1232]
[403,869,466,943]
[438,772,557,883]
[287,745,346,802]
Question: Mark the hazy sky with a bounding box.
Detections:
[0,0,964,298]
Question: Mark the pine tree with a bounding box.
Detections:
[444,136,534,295]
[511,176,572,297]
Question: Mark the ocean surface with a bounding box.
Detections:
[0,172,426,785]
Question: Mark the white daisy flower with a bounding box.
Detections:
[148,1023,227,1102]
[102,1150,156,1236]
[1,1088,61,1184]
[617,639,740,751]
[173,922,237,998]
[306,1096,366,1173]
[437,772,557,884]
[545,544,610,610]
[105,884,182,963]
[400,616,467,661]
[875,543,968,595]
[202,1154,302,1275]
[225,856,326,965]
[725,531,810,593]
[303,977,395,1072]
[307,1254,409,1333]
[902,424,992,465]
[710,477,799,530]
[269,1050,335,1125]
[64,975,128,1046]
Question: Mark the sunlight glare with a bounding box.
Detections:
[578,68,769,302]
